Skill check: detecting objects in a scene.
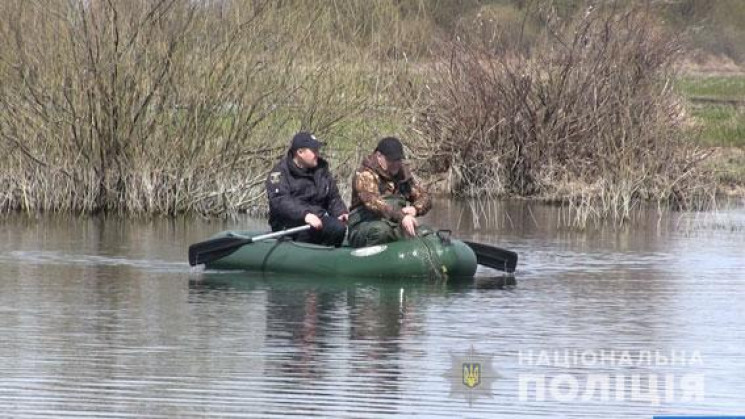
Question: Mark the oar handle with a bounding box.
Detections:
[234,224,312,243]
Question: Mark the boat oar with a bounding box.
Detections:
[188,225,311,266]
[462,240,518,273]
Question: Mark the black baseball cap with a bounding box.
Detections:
[290,132,323,152]
[375,136,405,161]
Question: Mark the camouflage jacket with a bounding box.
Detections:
[350,154,431,223]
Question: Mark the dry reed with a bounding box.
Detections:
[412,4,717,227]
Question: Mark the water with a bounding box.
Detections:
[1,202,744,418]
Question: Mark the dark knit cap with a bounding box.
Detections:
[290,132,323,152]
[375,137,405,161]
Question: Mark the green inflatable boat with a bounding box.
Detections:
[190,228,478,279]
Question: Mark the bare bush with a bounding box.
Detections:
[0,0,381,216]
[414,4,715,226]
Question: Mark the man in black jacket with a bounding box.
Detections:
[265,132,349,247]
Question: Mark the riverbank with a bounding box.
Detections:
[1,2,743,226]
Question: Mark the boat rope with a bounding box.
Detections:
[417,231,446,281]
[261,238,285,272]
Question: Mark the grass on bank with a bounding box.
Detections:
[676,75,745,101]
[676,74,745,188]
[676,75,745,148]
[688,104,745,147]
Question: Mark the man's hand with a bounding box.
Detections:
[338,213,349,225]
[304,213,323,229]
[401,214,418,237]
[401,206,417,217]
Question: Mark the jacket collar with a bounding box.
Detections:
[285,150,328,177]
[361,154,411,182]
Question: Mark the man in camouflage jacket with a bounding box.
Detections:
[348,137,431,248]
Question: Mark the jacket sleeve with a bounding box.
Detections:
[353,169,404,223]
[266,167,308,223]
[408,176,432,216]
[325,173,349,217]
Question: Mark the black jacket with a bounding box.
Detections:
[266,152,348,231]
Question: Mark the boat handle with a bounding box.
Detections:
[436,229,452,245]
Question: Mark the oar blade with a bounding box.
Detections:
[188,225,312,267]
[463,240,518,273]
[188,236,251,266]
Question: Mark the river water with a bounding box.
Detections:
[1,201,744,418]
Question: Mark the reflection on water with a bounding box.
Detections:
[0,204,744,418]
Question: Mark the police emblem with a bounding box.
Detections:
[444,345,498,406]
[270,171,281,184]
[462,362,481,388]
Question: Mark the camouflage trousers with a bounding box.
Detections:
[347,218,405,248]
[348,196,420,248]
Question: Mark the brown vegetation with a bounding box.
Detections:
[0,0,387,216]
[413,5,716,226]
[0,1,738,226]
